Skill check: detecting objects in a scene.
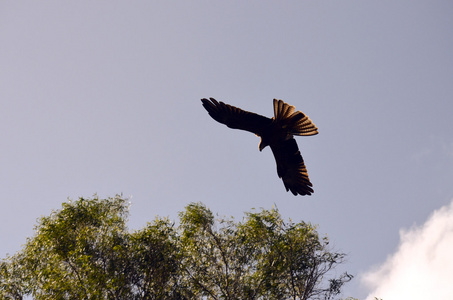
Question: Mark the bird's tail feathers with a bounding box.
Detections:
[273,99,318,136]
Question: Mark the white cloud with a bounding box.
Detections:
[362,199,453,300]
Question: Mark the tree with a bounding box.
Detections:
[0,196,182,299]
[0,196,353,299]
[179,203,352,299]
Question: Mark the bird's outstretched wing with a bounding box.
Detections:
[270,138,314,196]
[201,98,272,135]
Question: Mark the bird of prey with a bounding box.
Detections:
[201,98,318,196]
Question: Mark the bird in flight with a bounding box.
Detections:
[201,98,318,196]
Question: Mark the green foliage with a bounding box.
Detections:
[0,196,353,300]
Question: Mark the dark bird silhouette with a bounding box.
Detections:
[201,98,318,196]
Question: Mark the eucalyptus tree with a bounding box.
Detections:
[1,196,352,300]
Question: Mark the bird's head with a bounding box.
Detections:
[259,139,269,152]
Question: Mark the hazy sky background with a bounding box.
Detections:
[1,1,452,299]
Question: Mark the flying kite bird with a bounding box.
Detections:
[201,98,318,196]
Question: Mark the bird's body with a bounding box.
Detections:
[201,98,318,196]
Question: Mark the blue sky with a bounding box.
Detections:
[1,2,453,299]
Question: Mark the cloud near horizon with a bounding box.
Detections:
[362,199,453,300]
